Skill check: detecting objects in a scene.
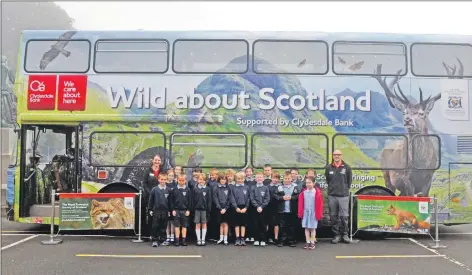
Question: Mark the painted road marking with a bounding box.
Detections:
[336,255,445,259]
[408,238,472,273]
[1,234,38,251]
[76,254,202,258]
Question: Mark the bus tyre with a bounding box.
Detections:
[98,183,149,238]
[351,186,395,240]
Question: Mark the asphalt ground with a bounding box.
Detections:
[2,219,472,275]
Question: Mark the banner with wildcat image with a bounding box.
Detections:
[356,195,431,235]
[59,193,136,230]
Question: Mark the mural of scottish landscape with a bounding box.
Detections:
[8,30,472,225]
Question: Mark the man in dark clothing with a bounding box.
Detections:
[325,149,352,244]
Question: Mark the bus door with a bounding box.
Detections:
[19,124,80,218]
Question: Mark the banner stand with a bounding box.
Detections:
[428,194,447,249]
[41,189,63,245]
[349,192,360,243]
[131,189,144,243]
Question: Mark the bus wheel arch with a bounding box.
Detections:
[97,182,139,194]
[97,182,148,236]
[350,185,395,240]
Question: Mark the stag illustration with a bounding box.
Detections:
[372,60,464,196]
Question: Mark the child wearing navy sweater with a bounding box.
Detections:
[250,172,270,246]
[230,171,250,246]
[193,173,212,246]
[213,172,232,245]
[148,172,171,247]
[170,174,192,246]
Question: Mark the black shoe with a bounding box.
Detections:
[241,238,246,246]
[342,235,352,244]
[181,238,188,246]
[289,242,296,247]
[331,235,341,244]
[174,239,180,247]
[235,238,241,246]
[277,241,284,247]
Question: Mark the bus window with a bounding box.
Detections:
[332,133,408,169]
[172,39,249,74]
[170,133,247,168]
[251,133,328,169]
[94,40,169,73]
[24,40,90,73]
[333,41,407,76]
[412,134,441,170]
[89,131,166,166]
[411,43,472,77]
[253,40,328,74]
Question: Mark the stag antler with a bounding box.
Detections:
[418,87,441,107]
[442,57,464,79]
[371,64,408,108]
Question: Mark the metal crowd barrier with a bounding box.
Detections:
[349,192,446,249]
[41,189,144,245]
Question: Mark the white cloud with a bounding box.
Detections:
[57,1,472,35]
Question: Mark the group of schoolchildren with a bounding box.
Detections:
[147,163,324,250]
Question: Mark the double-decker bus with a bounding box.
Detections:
[7,30,472,230]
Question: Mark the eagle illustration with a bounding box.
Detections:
[39,31,77,70]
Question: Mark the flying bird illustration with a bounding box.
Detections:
[297,59,307,68]
[348,61,364,71]
[39,31,77,70]
[337,56,347,64]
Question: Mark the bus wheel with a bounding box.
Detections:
[97,183,148,238]
[351,186,395,240]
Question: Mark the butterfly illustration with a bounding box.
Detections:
[337,57,364,71]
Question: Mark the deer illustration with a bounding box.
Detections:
[372,59,464,196]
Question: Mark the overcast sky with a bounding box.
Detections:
[57,1,472,35]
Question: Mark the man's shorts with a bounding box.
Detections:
[194,210,208,224]
[173,210,189,227]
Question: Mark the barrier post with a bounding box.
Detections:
[41,189,63,245]
[349,192,360,243]
[131,189,144,243]
[428,194,447,249]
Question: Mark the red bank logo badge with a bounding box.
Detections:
[27,75,57,110]
[57,75,88,111]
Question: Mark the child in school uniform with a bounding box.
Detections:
[170,174,192,246]
[250,172,270,246]
[166,169,177,243]
[267,171,281,244]
[263,164,273,185]
[225,169,237,241]
[276,171,300,247]
[193,173,212,246]
[213,172,232,245]
[174,166,183,178]
[148,172,171,247]
[188,168,202,189]
[244,167,256,243]
[230,171,250,246]
[207,168,219,190]
[298,175,324,250]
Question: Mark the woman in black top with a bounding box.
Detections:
[143,154,167,196]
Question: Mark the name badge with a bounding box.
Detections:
[329,171,334,175]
